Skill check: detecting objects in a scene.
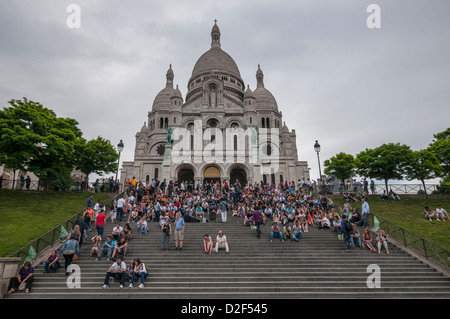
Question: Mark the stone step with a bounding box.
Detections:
[31,272,449,280]
[7,290,450,299]
[7,215,448,299]
[28,279,450,288]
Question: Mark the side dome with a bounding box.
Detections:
[152,86,175,109]
[172,85,183,100]
[152,65,176,110]
[253,64,278,109]
[253,87,278,108]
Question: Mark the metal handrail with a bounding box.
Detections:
[9,192,124,264]
[323,183,439,195]
[368,214,449,268]
[0,178,124,193]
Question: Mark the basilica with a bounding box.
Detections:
[121,22,310,187]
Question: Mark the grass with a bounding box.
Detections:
[332,195,450,251]
[1,189,448,258]
[0,190,113,257]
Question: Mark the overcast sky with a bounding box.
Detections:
[1,0,449,184]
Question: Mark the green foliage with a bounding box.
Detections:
[0,98,82,190]
[435,176,450,194]
[323,152,355,181]
[355,143,412,190]
[404,149,441,196]
[0,98,119,191]
[75,136,119,183]
[428,128,450,178]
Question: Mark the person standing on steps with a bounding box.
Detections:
[174,212,185,252]
[86,194,93,209]
[96,209,106,238]
[219,197,229,223]
[161,216,172,251]
[340,214,352,252]
[59,235,79,277]
[361,198,370,228]
[252,206,262,238]
[116,195,126,222]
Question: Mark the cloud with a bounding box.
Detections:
[0,0,449,184]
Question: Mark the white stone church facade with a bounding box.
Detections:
[121,22,310,187]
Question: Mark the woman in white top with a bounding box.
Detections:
[129,258,148,288]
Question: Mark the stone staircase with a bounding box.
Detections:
[6,215,450,299]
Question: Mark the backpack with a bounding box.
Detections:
[344,220,353,233]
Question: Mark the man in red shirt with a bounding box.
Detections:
[96,209,106,238]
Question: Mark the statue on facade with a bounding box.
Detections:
[209,87,217,107]
[166,127,174,146]
[250,125,258,147]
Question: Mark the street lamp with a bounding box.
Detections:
[115,140,124,184]
[314,140,322,192]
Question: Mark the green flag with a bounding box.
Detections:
[372,216,380,232]
[60,225,69,242]
[24,246,37,264]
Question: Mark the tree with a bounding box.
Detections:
[0,98,82,191]
[74,136,119,191]
[404,149,440,198]
[323,152,355,189]
[355,143,412,193]
[0,99,39,189]
[428,128,450,178]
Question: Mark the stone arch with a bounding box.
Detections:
[199,163,224,184]
[227,163,249,186]
[174,163,198,184]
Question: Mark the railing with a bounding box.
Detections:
[9,192,124,265]
[0,179,124,193]
[369,213,449,269]
[331,201,449,269]
[322,183,439,195]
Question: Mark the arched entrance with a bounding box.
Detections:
[229,166,247,186]
[177,165,195,184]
[203,166,221,185]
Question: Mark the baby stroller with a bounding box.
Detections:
[209,210,216,222]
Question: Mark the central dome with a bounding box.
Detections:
[191,47,242,80]
[189,21,243,84]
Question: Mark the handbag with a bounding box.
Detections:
[19,282,26,291]
[337,234,344,240]
[65,239,78,260]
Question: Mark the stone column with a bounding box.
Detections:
[161,145,172,183]
[0,257,22,298]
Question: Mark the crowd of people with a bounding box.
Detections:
[9,177,405,294]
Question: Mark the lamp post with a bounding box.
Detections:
[314,140,322,193]
[115,140,124,185]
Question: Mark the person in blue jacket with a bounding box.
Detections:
[340,214,352,252]
[59,235,79,277]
